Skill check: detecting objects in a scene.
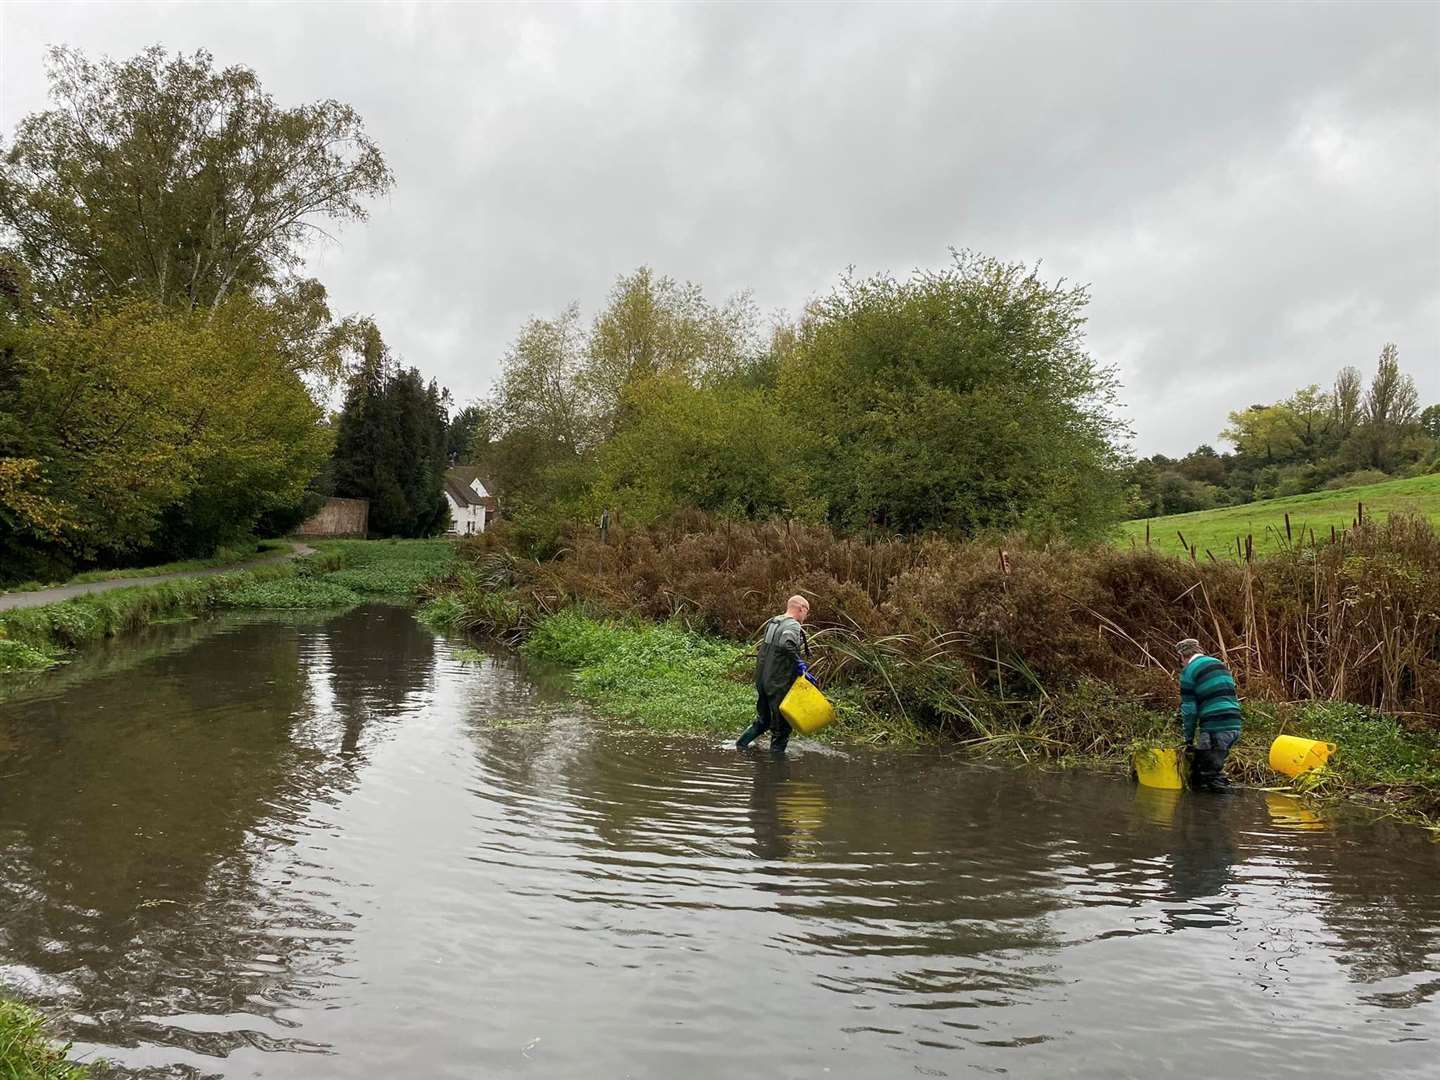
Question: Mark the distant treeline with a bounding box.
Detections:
[1125,347,1438,518]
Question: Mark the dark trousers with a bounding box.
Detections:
[737,688,791,753]
[1189,728,1240,790]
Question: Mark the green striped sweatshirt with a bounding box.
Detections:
[1179,654,1243,741]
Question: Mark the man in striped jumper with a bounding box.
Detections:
[1177,638,1243,792]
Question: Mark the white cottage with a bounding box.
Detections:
[443,467,497,536]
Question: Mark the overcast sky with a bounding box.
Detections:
[2,1,1436,454]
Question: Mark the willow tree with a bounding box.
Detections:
[0,45,392,312]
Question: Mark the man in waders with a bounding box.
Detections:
[1177,638,1243,792]
[736,595,811,754]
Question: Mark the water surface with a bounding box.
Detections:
[2,605,1437,1078]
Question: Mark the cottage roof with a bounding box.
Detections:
[444,476,483,507]
[446,465,493,492]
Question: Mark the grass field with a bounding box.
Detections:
[1116,473,1440,558]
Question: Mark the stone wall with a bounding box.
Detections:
[295,497,369,538]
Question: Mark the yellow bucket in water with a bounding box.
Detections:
[1269,735,1337,778]
[777,781,828,838]
[779,676,836,735]
[1133,785,1181,826]
[1133,747,1184,790]
[1264,792,1326,831]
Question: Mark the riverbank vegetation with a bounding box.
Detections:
[511,608,924,743]
[425,512,1440,822]
[4,539,291,592]
[0,998,88,1079]
[0,540,452,674]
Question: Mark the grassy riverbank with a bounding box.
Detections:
[424,513,1440,825]
[2,538,292,593]
[0,540,454,675]
[0,999,89,1079]
[510,608,924,744]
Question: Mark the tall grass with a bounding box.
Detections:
[0,999,89,1079]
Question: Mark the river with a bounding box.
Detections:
[1,604,1437,1078]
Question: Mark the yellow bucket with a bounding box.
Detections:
[1133,747,1184,790]
[1269,735,1337,778]
[779,676,836,735]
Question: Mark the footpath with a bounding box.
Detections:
[0,542,315,613]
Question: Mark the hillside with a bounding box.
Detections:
[1116,473,1440,557]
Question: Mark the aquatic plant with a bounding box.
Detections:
[0,639,61,672]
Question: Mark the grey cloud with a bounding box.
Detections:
[3,1,1436,453]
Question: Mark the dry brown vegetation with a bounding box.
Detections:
[452,512,1440,730]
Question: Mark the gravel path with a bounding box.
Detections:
[0,542,316,613]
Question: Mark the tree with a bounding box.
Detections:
[1355,343,1422,471]
[0,46,391,311]
[495,305,593,451]
[582,267,759,435]
[330,323,449,538]
[1175,445,1227,485]
[445,403,490,464]
[1222,403,1304,464]
[1421,404,1440,441]
[0,298,329,574]
[592,376,812,524]
[776,251,1127,538]
[1333,365,1363,440]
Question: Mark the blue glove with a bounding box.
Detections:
[797,660,818,686]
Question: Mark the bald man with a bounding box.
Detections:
[736,595,811,754]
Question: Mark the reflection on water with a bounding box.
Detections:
[2,605,1438,1078]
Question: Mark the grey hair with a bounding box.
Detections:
[1176,638,1202,659]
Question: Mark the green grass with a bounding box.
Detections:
[1117,473,1440,557]
[5,539,291,592]
[211,577,363,610]
[0,999,90,1079]
[520,608,923,743]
